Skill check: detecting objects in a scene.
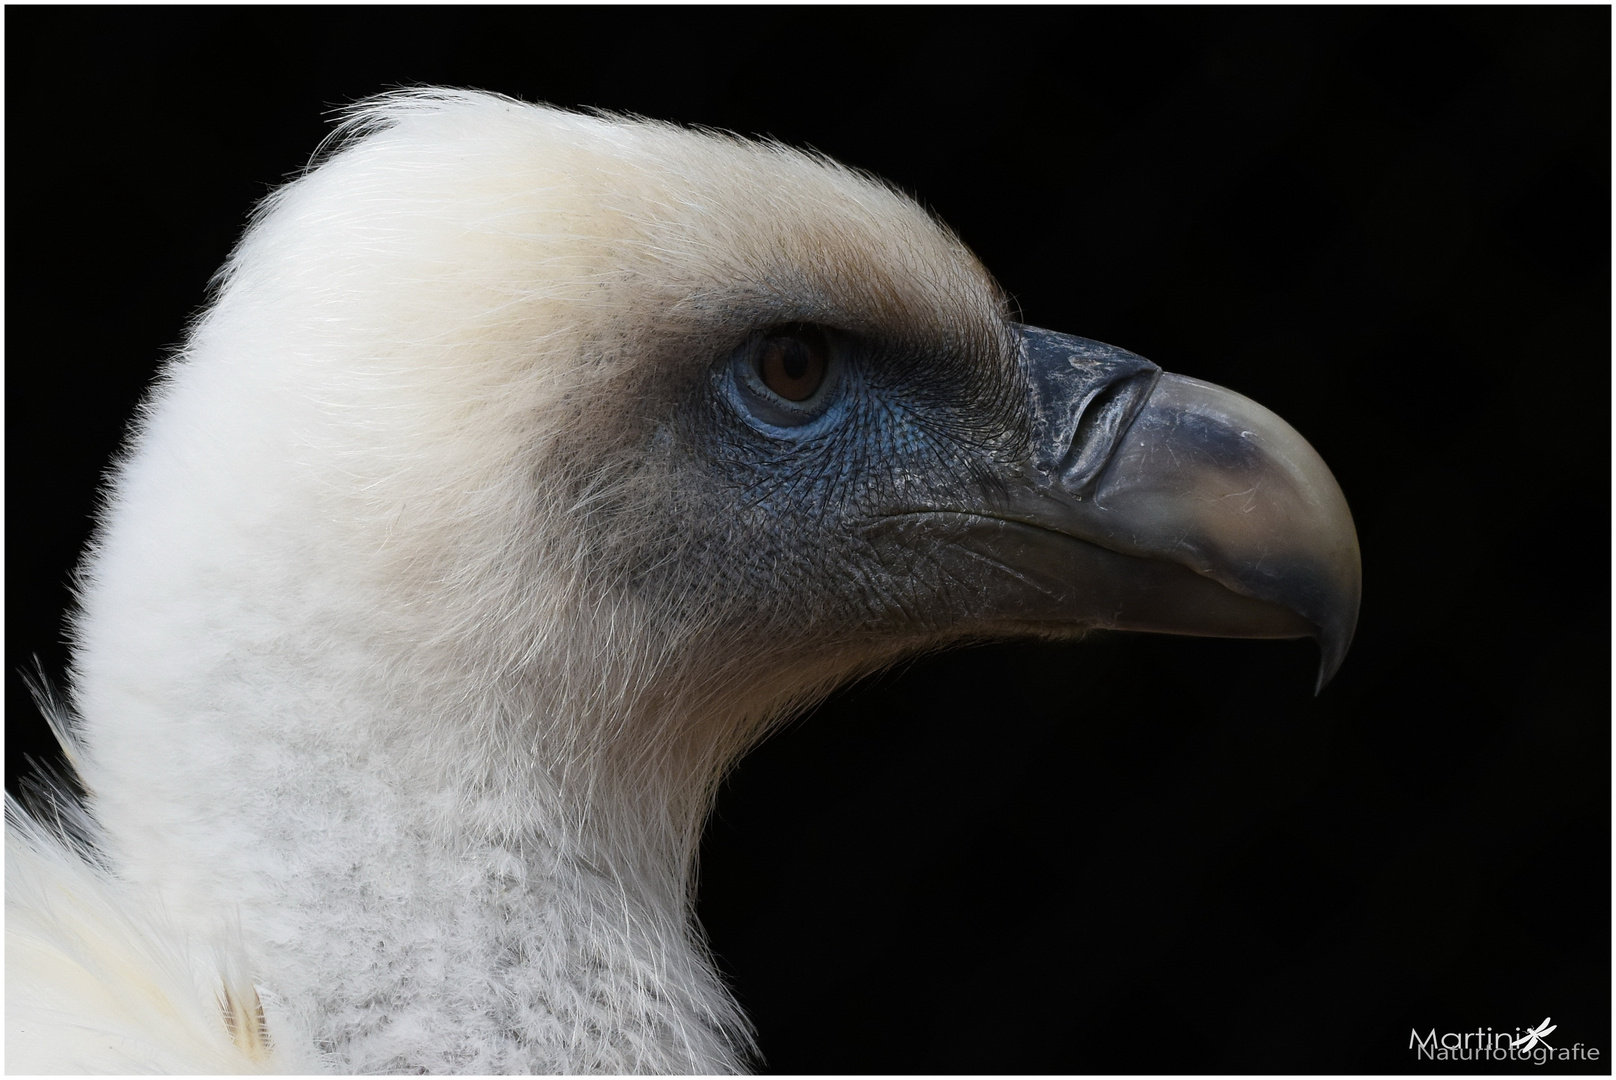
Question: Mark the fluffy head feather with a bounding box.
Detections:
[38,90,1017,1072]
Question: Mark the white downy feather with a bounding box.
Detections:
[8,89,1004,1072]
[7,794,322,1073]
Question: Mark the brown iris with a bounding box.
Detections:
[756,327,827,401]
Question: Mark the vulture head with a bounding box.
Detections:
[9,89,1359,1073]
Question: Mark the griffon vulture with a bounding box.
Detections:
[6,89,1360,1073]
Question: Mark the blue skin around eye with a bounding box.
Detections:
[650,336,1030,627]
[709,344,1004,527]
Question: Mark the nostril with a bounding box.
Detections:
[1060,368,1161,495]
[1016,324,1161,486]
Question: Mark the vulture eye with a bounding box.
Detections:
[727,323,845,431]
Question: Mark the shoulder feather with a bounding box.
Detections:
[7,794,322,1073]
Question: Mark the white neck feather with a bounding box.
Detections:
[74,542,761,1071]
[53,91,979,1071]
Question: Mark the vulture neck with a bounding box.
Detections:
[87,600,764,1072]
[307,648,762,1072]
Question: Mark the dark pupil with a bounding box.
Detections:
[780,340,808,380]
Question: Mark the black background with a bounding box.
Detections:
[7,7,1610,1074]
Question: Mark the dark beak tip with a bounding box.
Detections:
[1311,580,1361,695]
[1315,640,1347,696]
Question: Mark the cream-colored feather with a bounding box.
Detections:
[9,89,1006,1073]
[7,796,322,1073]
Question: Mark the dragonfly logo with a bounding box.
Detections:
[1512,1018,1556,1053]
[1410,1018,1599,1065]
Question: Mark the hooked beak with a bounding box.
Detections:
[870,326,1362,690]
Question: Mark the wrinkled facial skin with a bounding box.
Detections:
[593,310,1357,688]
[660,324,1030,639]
